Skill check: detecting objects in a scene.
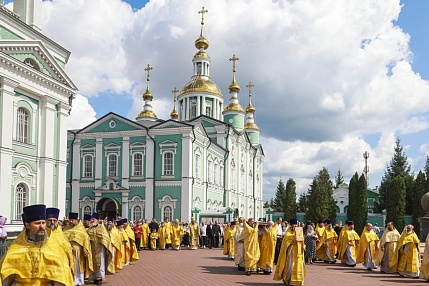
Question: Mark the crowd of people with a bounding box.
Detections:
[3,205,429,285]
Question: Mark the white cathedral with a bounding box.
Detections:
[0,0,264,226]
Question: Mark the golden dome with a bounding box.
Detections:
[195,35,209,50]
[244,122,259,130]
[194,50,210,59]
[142,87,153,101]
[180,76,222,97]
[136,109,157,119]
[246,102,256,113]
[170,109,179,119]
[224,102,245,113]
[228,78,240,93]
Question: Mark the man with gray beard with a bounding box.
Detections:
[0,204,74,285]
[46,207,74,273]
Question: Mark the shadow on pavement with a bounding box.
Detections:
[379,279,427,284]
[201,265,244,275]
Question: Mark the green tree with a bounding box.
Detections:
[347,172,359,224]
[263,201,270,208]
[413,171,426,236]
[305,167,337,223]
[378,138,413,214]
[273,179,286,212]
[283,178,297,220]
[297,192,309,213]
[355,173,368,232]
[386,176,406,231]
[335,169,344,188]
[269,198,275,209]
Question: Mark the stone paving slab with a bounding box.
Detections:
[95,247,429,286]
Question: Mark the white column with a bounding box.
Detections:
[181,133,193,221]
[213,99,217,119]
[220,102,224,121]
[95,138,103,187]
[197,96,200,117]
[145,135,155,219]
[185,97,189,120]
[39,96,58,207]
[56,102,71,213]
[122,192,129,218]
[71,139,81,212]
[202,96,206,116]
[122,136,130,189]
[0,77,17,221]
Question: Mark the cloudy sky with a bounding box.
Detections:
[5,0,429,201]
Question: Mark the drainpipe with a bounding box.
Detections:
[146,129,156,220]
[69,130,77,211]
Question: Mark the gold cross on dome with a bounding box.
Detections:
[172,87,179,100]
[144,64,153,82]
[229,54,239,72]
[198,7,208,25]
[246,81,255,95]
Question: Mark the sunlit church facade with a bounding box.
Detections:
[66,8,265,222]
[0,0,77,232]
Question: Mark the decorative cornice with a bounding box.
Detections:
[0,44,68,85]
[0,53,75,97]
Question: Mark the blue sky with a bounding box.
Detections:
[4,0,429,200]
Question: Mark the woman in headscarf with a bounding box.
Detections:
[0,216,8,258]
[304,225,318,264]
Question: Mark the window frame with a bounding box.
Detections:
[16,107,30,144]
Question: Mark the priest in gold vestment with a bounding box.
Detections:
[63,212,93,285]
[337,221,360,267]
[171,219,184,250]
[116,220,131,266]
[123,219,139,263]
[164,217,173,249]
[356,223,379,270]
[391,224,420,278]
[315,220,325,260]
[258,221,277,274]
[223,221,237,259]
[188,217,200,250]
[376,222,400,273]
[274,218,305,286]
[46,207,74,275]
[234,218,246,271]
[158,222,167,250]
[316,220,338,263]
[106,216,124,271]
[0,204,74,286]
[141,220,150,250]
[243,218,260,276]
[87,213,114,285]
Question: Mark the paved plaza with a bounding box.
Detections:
[99,247,429,286]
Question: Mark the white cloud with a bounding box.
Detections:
[68,94,97,130]
[35,0,429,200]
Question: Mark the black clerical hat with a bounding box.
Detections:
[83,214,91,221]
[69,212,79,220]
[23,204,46,223]
[46,207,60,219]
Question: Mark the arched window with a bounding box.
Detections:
[108,154,117,177]
[133,206,142,221]
[133,153,143,176]
[194,154,200,179]
[14,183,27,220]
[163,206,172,222]
[84,206,92,216]
[163,152,174,176]
[17,107,29,143]
[83,155,93,177]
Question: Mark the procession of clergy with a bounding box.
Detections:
[3,206,429,286]
[223,217,429,285]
